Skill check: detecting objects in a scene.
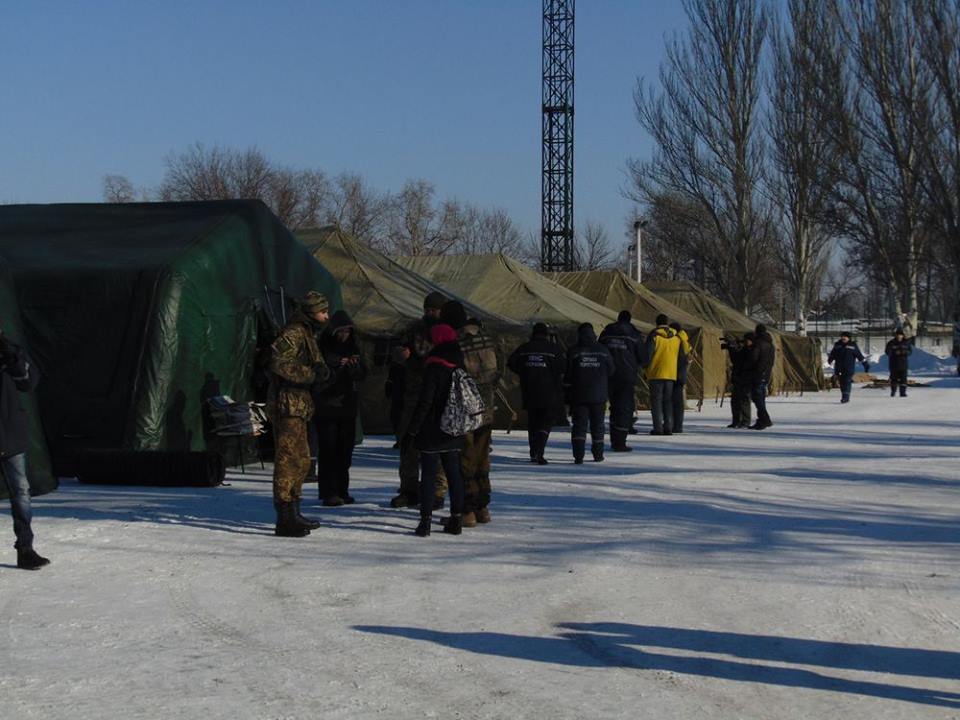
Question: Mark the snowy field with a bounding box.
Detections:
[2,378,959,720]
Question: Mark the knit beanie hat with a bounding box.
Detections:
[430,323,458,346]
[301,291,329,314]
[617,310,632,323]
[424,291,447,311]
[440,300,469,330]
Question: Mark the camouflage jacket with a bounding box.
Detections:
[268,311,327,420]
[459,322,500,427]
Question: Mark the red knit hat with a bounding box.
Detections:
[430,323,458,345]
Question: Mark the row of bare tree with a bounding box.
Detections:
[630,0,960,333]
[104,144,621,270]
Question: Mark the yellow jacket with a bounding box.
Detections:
[645,326,682,381]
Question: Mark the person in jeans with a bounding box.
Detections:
[404,323,467,537]
[644,314,684,435]
[0,330,48,570]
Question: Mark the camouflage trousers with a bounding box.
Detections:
[273,416,311,503]
[399,436,446,501]
[462,424,492,514]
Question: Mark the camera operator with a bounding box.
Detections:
[0,329,48,570]
[721,333,753,429]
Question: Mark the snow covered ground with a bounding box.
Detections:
[2,378,958,719]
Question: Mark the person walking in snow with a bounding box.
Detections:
[884,329,913,398]
[644,314,684,435]
[313,309,366,506]
[827,331,870,404]
[404,323,468,537]
[599,310,646,451]
[0,329,48,570]
[508,323,566,465]
[565,323,615,464]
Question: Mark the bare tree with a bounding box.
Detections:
[913,0,960,313]
[823,0,933,333]
[385,179,457,256]
[572,221,616,271]
[324,173,391,248]
[629,0,772,313]
[637,192,715,282]
[158,143,327,230]
[102,174,136,203]
[766,0,837,335]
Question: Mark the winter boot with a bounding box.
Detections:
[275,501,310,538]
[461,511,477,528]
[537,455,549,465]
[442,514,463,535]
[476,507,491,524]
[890,384,897,397]
[572,438,586,465]
[16,548,50,570]
[592,442,605,462]
[899,385,907,397]
[322,495,345,507]
[415,509,432,537]
[294,499,321,530]
[390,492,418,508]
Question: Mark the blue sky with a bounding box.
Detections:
[0,1,689,240]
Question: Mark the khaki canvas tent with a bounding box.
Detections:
[397,254,658,411]
[548,270,728,402]
[297,229,530,432]
[0,201,341,481]
[644,280,824,392]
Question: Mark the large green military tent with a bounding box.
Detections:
[297,228,529,431]
[644,280,824,392]
[547,270,728,402]
[0,201,341,476]
[0,260,56,498]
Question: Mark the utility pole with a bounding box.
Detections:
[632,219,647,283]
[541,0,575,272]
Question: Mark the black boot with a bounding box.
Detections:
[572,438,585,465]
[16,548,50,570]
[275,501,310,537]
[415,511,431,537]
[592,442,605,462]
[294,499,320,530]
[899,385,907,397]
[442,514,463,535]
[390,492,418,508]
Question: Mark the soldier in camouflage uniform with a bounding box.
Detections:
[390,291,448,508]
[269,291,330,537]
[441,301,499,527]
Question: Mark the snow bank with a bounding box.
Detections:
[869,345,955,374]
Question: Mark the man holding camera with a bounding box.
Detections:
[0,330,48,570]
[269,291,330,537]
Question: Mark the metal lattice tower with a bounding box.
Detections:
[541,0,575,272]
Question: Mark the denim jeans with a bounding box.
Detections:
[649,380,675,433]
[1,453,33,550]
[751,381,771,424]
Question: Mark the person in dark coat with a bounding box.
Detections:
[391,291,447,509]
[749,324,776,430]
[313,310,366,506]
[508,322,566,465]
[404,323,467,537]
[565,323,615,464]
[599,310,646,451]
[884,330,913,397]
[827,331,870,403]
[0,330,48,570]
[723,334,754,428]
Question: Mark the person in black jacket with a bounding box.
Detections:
[885,330,912,397]
[404,323,467,537]
[723,334,754,428]
[827,331,870,403]
[599,311,646,451]
[508,322,566,465]
[313,310,366,506]
[0,331,48,570]
[749,324,776,430]
[565,323,615,464]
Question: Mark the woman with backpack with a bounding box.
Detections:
[404,323,469,537]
